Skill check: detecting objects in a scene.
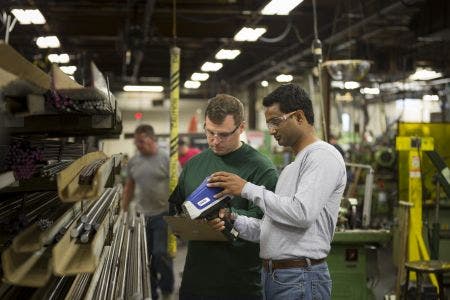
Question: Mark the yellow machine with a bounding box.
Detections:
[396,136,437,285]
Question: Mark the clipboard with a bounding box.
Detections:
[164,216,227,241]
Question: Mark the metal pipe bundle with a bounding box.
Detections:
[70,187,117,244]
[31,276,75,300]
[0,192,64,231]
[29,139,84,162]
[45,90,113,115]
[85,213,150,300]
[65,273,92,300]
[78,158,106,185]
[40,160,73,178]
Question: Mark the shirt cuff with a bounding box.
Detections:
[241,182,259,203]
[234,215,246,233]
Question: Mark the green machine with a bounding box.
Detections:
[329,162,393,299]
[329,230,391,299]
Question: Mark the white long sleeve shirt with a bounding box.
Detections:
[234,140,346,260]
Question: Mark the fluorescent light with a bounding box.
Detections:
[234,27,266,42]
[184,81,201,89]
[261,80,269,87]
[60,66,77,75]
[36,36,60,48]
[48,53,70,64]
[276,74,293,82]
[331,81,345,89]
[360,87,380,95]
[344,81,360,89]
[261,0,304,15]
[191,72,209,81]
[11,9,46,25]
[123,85,164,92]
[201,62,223,72]
[215,49,241,60]
[423,94,439,101]
[409,68,442,81]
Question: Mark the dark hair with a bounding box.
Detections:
[134,124,155,138]
[205,94,244,125]
[263,84,314,125]
[178,137,189,146]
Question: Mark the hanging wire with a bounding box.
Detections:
[312,0,319,40]
[260,21,293,43]
[311,0,328,141]
[292,25,305,44]
[172,0,177,43]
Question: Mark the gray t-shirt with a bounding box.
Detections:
[127,149,170,216]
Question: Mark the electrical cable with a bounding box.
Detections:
[259,21,292,43]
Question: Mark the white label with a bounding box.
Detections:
[197,197,211,207]
[410,171,421,178]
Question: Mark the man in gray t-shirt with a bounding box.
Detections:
[122,124,174,300]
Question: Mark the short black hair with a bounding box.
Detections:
[263,84,314,125]
[205,94,244,125]
[134,124,155,138]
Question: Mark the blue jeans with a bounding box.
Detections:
[262,262,332,300]
[179,294,261,300]
[146,213,174,300]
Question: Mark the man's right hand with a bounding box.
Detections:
[208,208,232,231]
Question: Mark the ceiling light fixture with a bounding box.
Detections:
[184,81,201,89]
[36,36,60,48]
[261,80,269,87]
[233,27,267,42]
[344,81,360,89]
[59,66,77,75]
[215,49,241,60]
[261,0,304,15]
[423,94,439,101]
[409,68,442,81]
[323,60,371,81]
[275,74,293,82]
[11,9,46,25]
[360,87,380,95]
[48,53,70,64]
[123,85,164,92]
[201,62,223,72]
[191,72,209,81]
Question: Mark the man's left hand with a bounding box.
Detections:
[207,171,247,198]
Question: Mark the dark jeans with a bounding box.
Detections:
[146,213,174,300]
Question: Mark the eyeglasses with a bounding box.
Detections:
[204,124,240,141]
[266,110,298,130]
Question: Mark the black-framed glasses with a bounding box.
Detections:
[204,124,240,141]
[266,110,299,130]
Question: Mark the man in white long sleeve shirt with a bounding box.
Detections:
[207,84,347,300]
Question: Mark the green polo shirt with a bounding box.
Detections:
[173,143,278,297]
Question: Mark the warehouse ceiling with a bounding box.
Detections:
[2,0,450,98]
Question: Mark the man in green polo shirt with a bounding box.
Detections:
[169,94,278,299]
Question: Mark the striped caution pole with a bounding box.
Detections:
[167,46,180,257]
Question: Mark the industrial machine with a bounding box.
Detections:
[395,123,450,298]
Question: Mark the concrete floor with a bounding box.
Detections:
[172,241,187,299]
[154,240,187,300]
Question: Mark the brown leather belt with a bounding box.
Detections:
[262,258,326,271]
